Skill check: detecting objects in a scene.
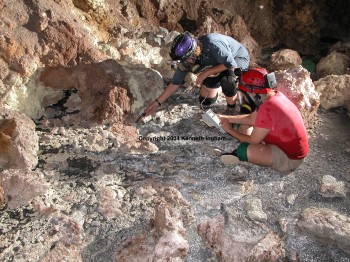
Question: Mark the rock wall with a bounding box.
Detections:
[1,0,349,125]
[0,0,350,261]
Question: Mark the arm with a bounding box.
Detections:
[196,39,238,85]
[223,125,269,144]
[144,83,180,116]
[218,111,256,126]
[196,64,230,85]
[219,111,269,144]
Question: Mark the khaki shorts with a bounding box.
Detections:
[269,145,304,172]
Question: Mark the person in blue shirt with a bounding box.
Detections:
[144,32,250,117]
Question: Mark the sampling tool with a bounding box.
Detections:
[135,112,146,123]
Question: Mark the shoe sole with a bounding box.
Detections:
[220,155,240,165]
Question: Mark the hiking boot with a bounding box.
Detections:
[220,150,240,165]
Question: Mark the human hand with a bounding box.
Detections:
[195,71,208,85]
[217,114,230,122]
[144,101,158,116]
[219,116,233,132]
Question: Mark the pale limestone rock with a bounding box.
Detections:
[113,184,192,261]
[0,58,9,79]
[240,181,255,196]
[269,49,302,71]
[49,213,84,247]
[124,67,164,114]
[39,242,82,262]
[197,208,284,262]
[275,66,320,128]
[243,198,267,222]
[64,92,81,113]
[0,71,64,119]
[113,235,154,262]
[154,231,189,260]
[156,186,194,226]
[279,218,289,233]
[32,199,58,216]
[319,175,346,198]
[297,207,350,254]
[153,189,190,260]
[135,185,158,197]
[247,232,285,262]
[314,74,350,115]
[0,185,4,208]
[154,201,183,236]
[0,169,49,209]
[98,187,123,220]
[198,214,254,261]
[287,194,298,205]
[316,51,350,79]
[110,123,159,154]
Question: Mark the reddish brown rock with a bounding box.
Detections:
[113,234,154,262]
[0,107,38,170]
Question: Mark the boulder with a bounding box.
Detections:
[297,207,350,254]
[319,175,346,198]
[316,51,350,79]
[39,60,164,124]
[197,207,285,262]
[314,74,350,116]
[274,66,320,128]
[268,49,302,71]
[0,107,38,170]
[0,169,49,209]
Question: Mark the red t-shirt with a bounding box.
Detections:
[254,91,309,159]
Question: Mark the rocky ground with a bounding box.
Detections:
[1,0,350,260]
[0,86,349,261]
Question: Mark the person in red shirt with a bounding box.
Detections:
[218,68,309,172]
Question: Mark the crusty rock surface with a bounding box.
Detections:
[314,74,350,116]
[0,0,350,261]
[0,107,39,170]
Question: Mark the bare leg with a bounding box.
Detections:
[200,85,219,98]
[238,123,272,167]
[238,125,253,135]
[247,143,273,167]
[225,94,237,106]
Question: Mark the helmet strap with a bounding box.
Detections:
[254,94,261,102]
[246,92,263,109]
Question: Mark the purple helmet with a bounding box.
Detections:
[169,32,197,61]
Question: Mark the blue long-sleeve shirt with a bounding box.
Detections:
[171,33,250,85]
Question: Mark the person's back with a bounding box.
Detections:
[143,32,250,121]
[254,91,309,159]
[199,33,249,69]
[217,67,309,172]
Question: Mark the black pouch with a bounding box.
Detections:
[240,91,256,114]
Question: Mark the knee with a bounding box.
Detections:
[199,93,218,106]
[236,142,249,161]
[220,70,237,97]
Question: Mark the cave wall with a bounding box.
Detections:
[0,0,349,123]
